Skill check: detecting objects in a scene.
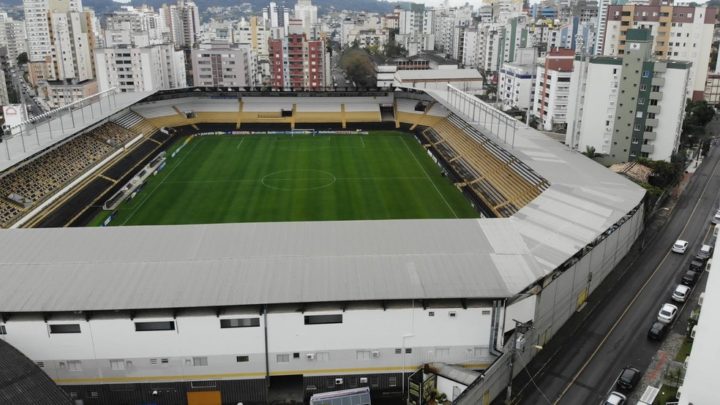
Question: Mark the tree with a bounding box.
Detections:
[16,52,28,65]
[682,99,715,145]
[339,48,377,87]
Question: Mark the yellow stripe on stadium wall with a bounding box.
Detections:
[53,363,489,384]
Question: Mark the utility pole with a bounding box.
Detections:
[526,37,537,128]
[505,319,532,405]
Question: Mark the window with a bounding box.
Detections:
[110,360,125,371]
[236,355,249,362]
[135,321,175,332]
[49,324,81,334]
[0,325,5,335]
[192,357,208,366]
[435,348,450,359]
[405,348,413,354]
[304,314,343,325]
[395,348,402,354]
[317,352,330,362]
[67,360,82,372]
[388,376,397,387]
[642,71,651,78]
[357,351,371,361]
[277,354,290,363]
[220,318,260,328]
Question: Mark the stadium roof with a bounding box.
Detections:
[394,69,483,82]
[0,89,646,313]
[0,219,542,312]
[0,91,151,173]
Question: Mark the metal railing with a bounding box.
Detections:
[1,88,119,160]
[444,85,520,148]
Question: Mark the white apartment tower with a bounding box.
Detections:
[0,13,27,66]
[161,0,200,48]
[567,29,689,163]
[23,0,98,107]
[600,3,716,100]
[95,44,186,93]
[293,0,317,37]
[191,43,256,87]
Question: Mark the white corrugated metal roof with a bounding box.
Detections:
[394,69,483,82]
[0,219,540,312]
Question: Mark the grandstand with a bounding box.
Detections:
[0,87,646,405]
[0,106,169,228]
[420,114,548,217]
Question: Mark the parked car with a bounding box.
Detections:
[672,284,691,303]
[690,259,706,271]
[696,244,713,261]
[616,367,641,390]
[672,240,689,254]
[647,321,669,340]
[712,210,720,224]
[657,303,679,323]
[682,270,700,286]
[604,391,627,405]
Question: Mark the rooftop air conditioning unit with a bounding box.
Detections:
[335,378,344,385]
[371,351,380,358]
[306,353,315,360]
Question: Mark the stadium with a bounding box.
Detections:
[0,86,645,405]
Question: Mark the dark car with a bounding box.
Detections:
[682,270,699,286]
[647,321,668,340]
[690,259,706,270]
[616,367,641,391]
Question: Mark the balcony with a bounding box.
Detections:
[643,131,656,141]
[647,105,661,114]
[641,144,654,153]
[645,118,659,127]
[654,62,667,73]
[651,77,665,86]
[650,90,663,100]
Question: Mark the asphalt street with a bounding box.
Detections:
[512,143,720,405]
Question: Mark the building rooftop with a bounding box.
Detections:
[395,69,483,82]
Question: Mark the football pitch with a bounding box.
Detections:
[90,131,478,226]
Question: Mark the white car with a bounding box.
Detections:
[672,240,689,254]
[604,391,626,405]
[712,210,720,224]
[658,303,679,323]
[672,284,691,303]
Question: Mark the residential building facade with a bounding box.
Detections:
[568,29,689,163]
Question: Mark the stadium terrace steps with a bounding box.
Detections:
[422,116,549,217]
[113,111,145,130]
[0,118,165,228]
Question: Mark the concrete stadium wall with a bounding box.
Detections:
[455,203,645,404]
[0,303,498,398]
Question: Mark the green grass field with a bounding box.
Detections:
[90,131,478,226]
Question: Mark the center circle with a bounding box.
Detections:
[260,169,336,191]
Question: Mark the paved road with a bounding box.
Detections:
[513,144,720,405]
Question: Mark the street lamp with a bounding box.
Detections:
[401,333,414,400]
[505,320,533,405]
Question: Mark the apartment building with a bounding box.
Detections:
[600,2,716,100]
[95,43,186,93]
[532,48,574,132]
[568,29,689,163]
[191,43,257,87]
[269,34,327,89]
